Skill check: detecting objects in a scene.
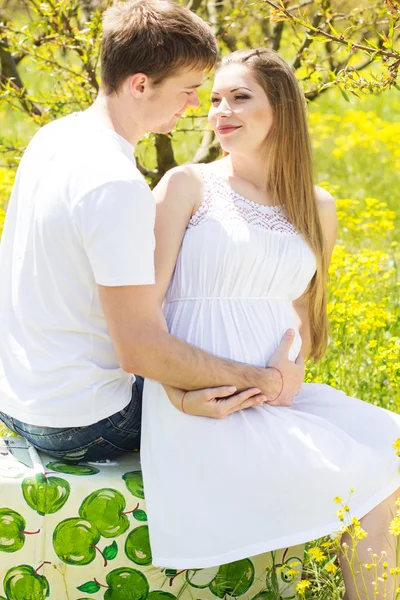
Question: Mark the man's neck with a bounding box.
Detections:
[87,92,144,147]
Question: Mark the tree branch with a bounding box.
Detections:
[186,0,205,11]
[271,18,286,51]
[263,0,400,61]
[191,129,221,164]
[135,158,159,187]
[292,10,324,69]
[0,36,42,116]
[154,134,177,184]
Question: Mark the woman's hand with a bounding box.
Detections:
[164,385,266,418]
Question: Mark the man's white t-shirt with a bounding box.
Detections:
[0,112,155,426]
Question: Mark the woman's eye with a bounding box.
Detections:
[234,95,249,100]
[210,98,219,104]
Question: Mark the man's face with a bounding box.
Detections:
[142,68,204,134]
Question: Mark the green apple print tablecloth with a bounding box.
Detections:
[0,437,304,600]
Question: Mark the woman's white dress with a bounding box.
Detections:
[141,164,400,569]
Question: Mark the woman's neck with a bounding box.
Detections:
[226,152,268,192]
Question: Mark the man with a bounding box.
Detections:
[0,0,303,462]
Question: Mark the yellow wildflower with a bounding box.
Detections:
[276,565,285,573]
[393,438,400,457]
[336,509,346,521]
[308,547,326,563]
[296,580,311,595]
[389,517,400,536]
[325,562,338,574]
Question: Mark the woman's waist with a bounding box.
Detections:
[165,295,292,304]
[164,299,301,364]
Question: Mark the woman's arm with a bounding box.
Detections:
[153,165,203,305]
[153,165,269,414]
[293,186,338,359]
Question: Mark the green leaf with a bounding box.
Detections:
[77,581,101,594]
[103,541,118,560]
[312,34,329,43]
[338,87,350,102]
[389,19,395,51]
[133,509,147,522]
[327,21,340,37]
[165,569,178,577]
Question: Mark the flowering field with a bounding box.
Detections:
[0,88,399,598]
[299,90,400,599]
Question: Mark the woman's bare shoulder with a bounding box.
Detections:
[314,186,337,252]
[314,185,335,206]
[154,164,205,208]
[155,160,226,212]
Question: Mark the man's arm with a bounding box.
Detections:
[98,282,286,397]
[99,165,303,403]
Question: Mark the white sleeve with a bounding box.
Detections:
[73,179,156,286]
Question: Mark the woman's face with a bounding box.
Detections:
[208,63,274,155]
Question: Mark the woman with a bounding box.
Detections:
[141,49,400,598]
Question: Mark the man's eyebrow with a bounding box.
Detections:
[185,83,203,89]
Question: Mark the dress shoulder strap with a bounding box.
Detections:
[187,163,217,229]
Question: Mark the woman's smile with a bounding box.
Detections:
[217,125,242,134]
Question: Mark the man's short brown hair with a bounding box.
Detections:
[101,0,218,94]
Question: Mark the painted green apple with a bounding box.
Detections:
[251,593,278,600]
[275,556,303,584]
[148,593,177,599]
[104,567,149,600]
[124,526,152,566]
[53,518,100,566]
[3,565,49,600]
[79,488,129,538]
[209,559,255,598]
[22,473,70,516]
[46,462,99,476]
[122,472,144,499]
[186,566,219,588]
[0,509,39,553]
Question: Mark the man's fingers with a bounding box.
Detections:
[276,328,295,358]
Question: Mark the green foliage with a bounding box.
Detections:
[0,0,399,182]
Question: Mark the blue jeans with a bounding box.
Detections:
[0,377,143,463]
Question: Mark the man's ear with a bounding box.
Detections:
[127,73,151,98]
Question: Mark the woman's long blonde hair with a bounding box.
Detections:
[218,49,328,361]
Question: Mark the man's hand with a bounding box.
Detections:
[265,329,305,406]
[164,385,266,418]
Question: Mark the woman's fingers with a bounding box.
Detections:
[203,385,237,400]
[227,393,267,415]
[210,388,264,418]
[179,386,266,418]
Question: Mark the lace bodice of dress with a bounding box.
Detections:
[187,165,299,236]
